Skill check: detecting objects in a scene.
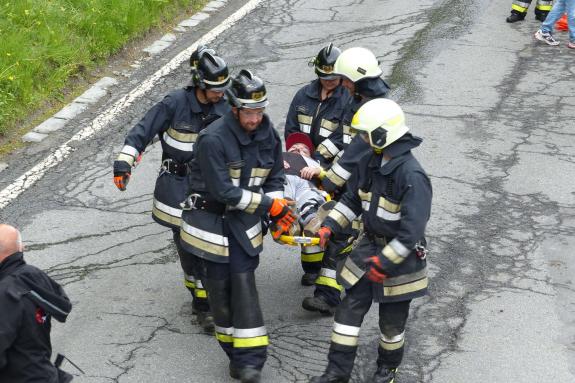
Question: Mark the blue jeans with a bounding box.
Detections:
[541,0,575,42]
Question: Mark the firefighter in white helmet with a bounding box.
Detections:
[310,99,432,383]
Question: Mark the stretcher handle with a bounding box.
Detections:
[277,235,320,246]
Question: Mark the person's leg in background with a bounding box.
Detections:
[536,0,566,45]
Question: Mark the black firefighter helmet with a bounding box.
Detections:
[193,51,230,91]
[189,45,216,71]
[226,69,269,109]
[309,43,341,80]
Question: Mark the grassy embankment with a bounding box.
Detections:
[0,0,207,156]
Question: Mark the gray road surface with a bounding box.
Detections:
[1,0,574,382]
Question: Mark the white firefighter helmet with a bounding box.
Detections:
[333,47,383,83]
[351,99,409,151]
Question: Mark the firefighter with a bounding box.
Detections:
[301,47,391,316]
[284,43,351,286]
[112,47,230,332]
[0,224,73,382]
[506,0,553,22]
[179,69,295,383]
[310,99,432,383]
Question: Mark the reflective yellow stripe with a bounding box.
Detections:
[298,114,313,124]
[331,332,358,347]
[166,127,198,142]
[511,4,528,12]
[195,289,207,298]
[379,338,405,351]
[251,168,271,177]
[245,192,262,214]
[321,119,338,131]
[536,4,552,10]
[339,266,360,286]
[301,250,324,263]
[184,279,195,289]
[379,197,400,213]
[216,333,233,343]
[180,229,229,257]
[382,244,403,265]
[250,234,263,248]
[331,209,349,227]
[316,276,343,291]
[325,169,346,187]
[351,220,363,231]
[152,206,181,227]
[117,153,135,166]
[234,335,269,348]
[383,277,428,296]
[229,168,241,178]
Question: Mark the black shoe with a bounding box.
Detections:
[309,371,350,383]
[196,311,214,334]
[229,363,240,380]
[372,367,397,383]
[535,11,548,22]
[238,366,261,383]
[302,296,336,315]
[506,11,525,23]
[301,273,318,286]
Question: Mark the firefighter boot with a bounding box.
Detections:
[372,367,397,383]
[229,363,240,380]
[302,295,336,315]
[238,366,261,383]
[196,310,214,334]
[506,10,526,22]
[301,273,319,286]
[309,372,349,383]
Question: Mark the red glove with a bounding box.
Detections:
[365,256,387,283]
[269,199,296,239]
[317,226,332,249]
[113,174,130,191]
[113,160,132,191]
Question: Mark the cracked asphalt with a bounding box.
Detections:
[1,0,574,382]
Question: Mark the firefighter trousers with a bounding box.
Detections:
[325,276,411,378]
[312,236,350,306]
[200,233,268,370]
[173,229,209,313]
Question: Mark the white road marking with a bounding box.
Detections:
[0,0,264,210]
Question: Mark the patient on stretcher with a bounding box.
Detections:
[281,133,329,236]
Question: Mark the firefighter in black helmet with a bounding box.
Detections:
[284,43,351,286]
[180,69,293,383]
[113,47,230,332]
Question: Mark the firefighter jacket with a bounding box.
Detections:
[0,252,72,383]
[322,134,432,302]
[180,112,285,263]
[116,86,230,230]
[284,79,351,166]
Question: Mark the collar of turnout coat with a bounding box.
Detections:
[368,133,423,175]
[304,78,347,100]
[0,252,72,323]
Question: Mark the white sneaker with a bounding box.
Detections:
[535,29,560,46]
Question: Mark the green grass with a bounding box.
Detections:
[0,0,207,140]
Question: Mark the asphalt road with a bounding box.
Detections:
[1,0,574,382]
